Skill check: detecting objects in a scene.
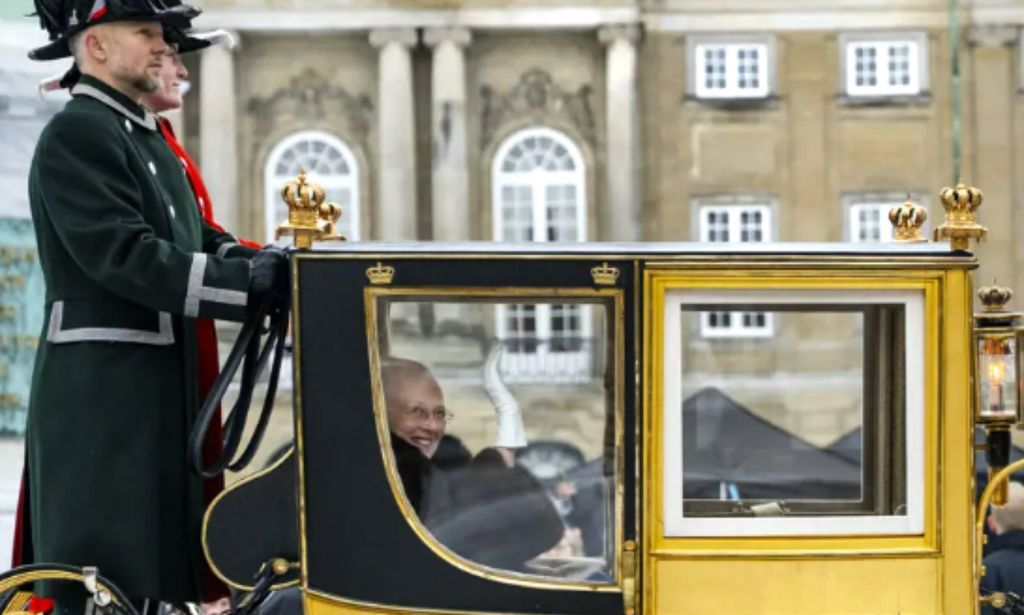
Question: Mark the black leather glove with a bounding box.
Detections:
[248,246,289,309]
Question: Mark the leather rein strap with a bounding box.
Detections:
[189,287,290,479]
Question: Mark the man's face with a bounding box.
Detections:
[386,372,447,459]
[93,21,168,95]
[141,46,188,113]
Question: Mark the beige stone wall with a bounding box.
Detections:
[467,30,605,239]
[201,0,633,8]
[641,29,954,243]
[961,28,1022,295]
[187,0,1024,461]
[236,32,377,241]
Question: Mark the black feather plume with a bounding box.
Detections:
[30,0,69,39]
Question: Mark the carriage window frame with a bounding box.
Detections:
[661,286,926,538]
[364,286,627,591]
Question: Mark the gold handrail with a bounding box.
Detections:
[974,456,1024,612]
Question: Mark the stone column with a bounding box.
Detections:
[966,25,1018,293]
[424,27,472,241]
[598,25,642,241]
[199,35,240,235]
[370,28,419,241]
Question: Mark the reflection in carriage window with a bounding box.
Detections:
[375,298,617,583]
[680,305,907,517]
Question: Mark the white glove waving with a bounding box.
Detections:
[483,342,527,448]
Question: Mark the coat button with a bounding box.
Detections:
[124,120,132,133]
[148,162,157,175]
[168,205,176,219]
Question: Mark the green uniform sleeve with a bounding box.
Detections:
[203,221,258,260]
[35,116,251,322]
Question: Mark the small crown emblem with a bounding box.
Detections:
[979,282,1013,313]
[366,262,395,285]
[934,182,987,251]
[888,196,928,243]
[591,262,620,286]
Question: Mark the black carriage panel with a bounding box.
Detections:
[296,254,637,615]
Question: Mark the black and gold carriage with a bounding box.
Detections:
[5,181,1023,615]
[193,178,1024,615]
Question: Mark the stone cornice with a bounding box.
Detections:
[368,28,418,49]
[967,24,1020,47]
[422,26,472,49]
[645,9,949,32]
[598,24,642,46]
[194,3,1024,34]
[195,7,638,32]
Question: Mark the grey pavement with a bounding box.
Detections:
[0,436,24,572]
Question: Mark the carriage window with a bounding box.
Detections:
[372,296,619,584]
[662,288,925,537]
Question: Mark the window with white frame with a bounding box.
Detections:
[264,130,359,243]
[844,39,922,97]
[492,127,590,381]
[694,43,769,99]
[848,203,895,243]
[698,204,773,337]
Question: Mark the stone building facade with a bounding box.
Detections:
[185,0,1024,296]
[177,0,1024,468]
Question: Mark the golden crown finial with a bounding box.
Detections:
[979,281,1013,313]
[934,182,987,251]
[317,201,347,242]
[366,262,395,285]
[888,195,928,243]
[591,262,620,286]
[275,169,347,248]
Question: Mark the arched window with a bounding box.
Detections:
[491,127,589,381]
[264,130,359,243]
[492,127,586,243]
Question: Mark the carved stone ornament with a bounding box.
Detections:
[247,68,373,145]
[480,68,595,148]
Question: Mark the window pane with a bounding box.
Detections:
[888,44,912,87]
[375,298,617,582]
[849,203,899,243]
[545,185,578,242]
[703,209,730,243]
[739,210,763,243]
[736,46,761,90]
[854,45,878,87]
[680,305,907,517]
[703,47,727,90]
[551,304,585,352]
[500,185,534,242]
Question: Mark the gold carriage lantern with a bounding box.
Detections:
[275,169,346,249]
[974,282,1024,506]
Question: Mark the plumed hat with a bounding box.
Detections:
[29,0,200,61]
[37,24,235,92]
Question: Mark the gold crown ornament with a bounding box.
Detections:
[888,196,928,243]
[934,182,987,251]
[275,169,347,249]
[978,282,1013,313]
[591,262,620,286]
[366,262,395,285]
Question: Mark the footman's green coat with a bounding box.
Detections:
[26,74,255,604]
